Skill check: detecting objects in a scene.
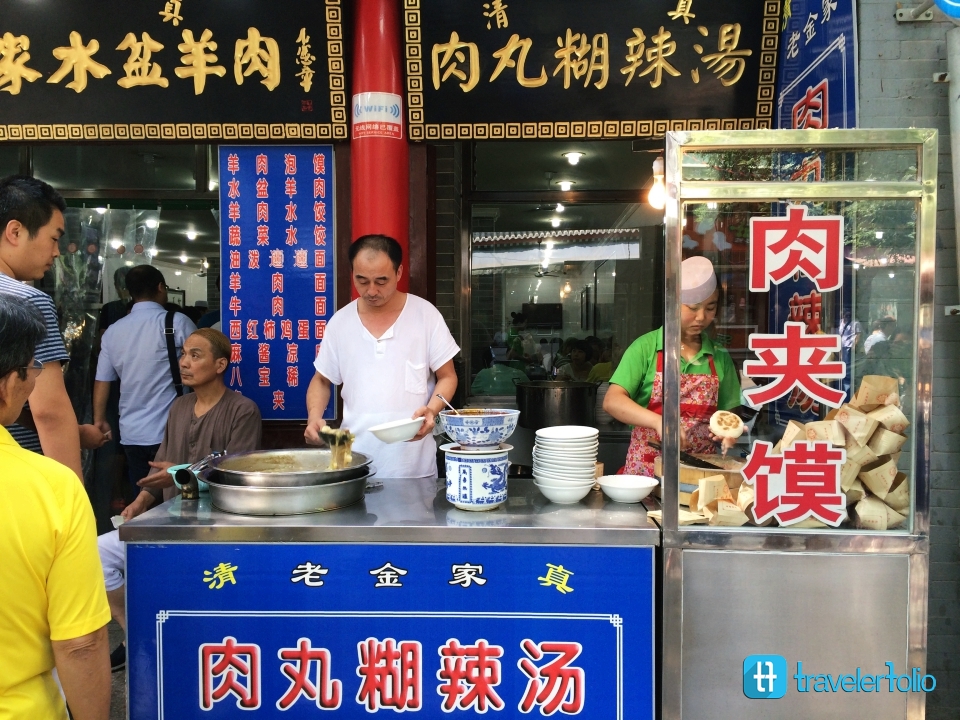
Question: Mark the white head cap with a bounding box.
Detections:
[681,256,717,305]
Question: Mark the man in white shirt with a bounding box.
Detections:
[304,235,459,479]
[93,265,196,497]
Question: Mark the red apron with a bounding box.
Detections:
[623,351,720,477]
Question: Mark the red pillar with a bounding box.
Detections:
[351,0,409,293]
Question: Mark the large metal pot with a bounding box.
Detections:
[209,448,373,487]
[202,471,370,515]
[514,380,599,430]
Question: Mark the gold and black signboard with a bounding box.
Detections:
[0,0,348,142]
[404,0,781,140]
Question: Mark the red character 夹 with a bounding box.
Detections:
[276,638,341,711]
[356,638,422,712]
[200,636,261,710]
[437,639,504,712]
[742,322,845,409]
[749,204,844,292]
[518,640,585,715]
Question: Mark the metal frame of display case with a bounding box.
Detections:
[659,129,936,720]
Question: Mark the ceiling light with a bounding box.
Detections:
[558,181,573,192]
[179,253,188,263]
[853,263,860,269]
[545,240,555,250]
[611,271,616,277]
[707,202,718,210]
[147,249,157,258]
[145,218,158,229]
[175,271,182,276]
[208,180,218,191]
[555,203,564,213]
[551,217,561,228]
[95,207,107,214]
[541,260,549,269]
[889,272,895,278]
[563,282,572,293]
[563,152,584,166]
[186,231,198,241]
[648,157,666,210]
[109,239,121,249]
[879,257,888,265]
[875,231,884,240]
[124,261,134,267]
[202,259,210,269]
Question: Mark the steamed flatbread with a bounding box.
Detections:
[709,410,744,439]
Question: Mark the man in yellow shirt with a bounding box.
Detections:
[0,295,111,720]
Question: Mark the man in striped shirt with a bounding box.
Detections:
[0,175,103,480]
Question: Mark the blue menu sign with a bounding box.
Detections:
[126,543,655,719]
[219,145,335,420]
[776,0,858,129]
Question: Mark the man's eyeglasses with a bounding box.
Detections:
[19,359,44,378]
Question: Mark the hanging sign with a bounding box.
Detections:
[775,0,858,129]
[404,0,782,141]
[219,145,335,421]
[0,0,347,142]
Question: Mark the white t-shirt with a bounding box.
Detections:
[314,294,459,478]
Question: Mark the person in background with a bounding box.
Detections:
[93,265,197,501]
[0,295,111,720]
[197,275,221,328]
[838,309,861,397]
[97,328,261,671]
[538,338,554,373]
[98,266,131,334]
[587,346,615,383]
[471,356,529,396]
[0,175,107,480]
[863,316,896,355]
[604,256,740,476]
[556,339,594,381]
[304,235,459,479]
[551,338,573,374]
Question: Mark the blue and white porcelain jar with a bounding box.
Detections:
[444,446,509,511]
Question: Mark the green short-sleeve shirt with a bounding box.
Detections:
[609,328,740,411]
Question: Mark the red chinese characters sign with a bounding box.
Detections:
[749,204,844,292]
[741,203,849,527]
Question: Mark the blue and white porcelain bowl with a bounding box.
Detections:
[439,409,520,448]
[444,446,509,511]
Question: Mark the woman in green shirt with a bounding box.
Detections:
[603,257,740,476]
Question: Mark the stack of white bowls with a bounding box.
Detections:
[532,426,600,504]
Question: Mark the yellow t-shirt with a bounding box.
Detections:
[0,427,111,720]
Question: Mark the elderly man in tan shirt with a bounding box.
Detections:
[97,328,262,670]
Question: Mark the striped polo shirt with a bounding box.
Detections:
[0,273,70,453]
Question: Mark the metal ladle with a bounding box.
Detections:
[436,394,460,414]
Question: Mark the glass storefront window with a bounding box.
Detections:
[0,146,20,176]
[34,144,198,189]
[662,130,933,536]
[469,202,664,412]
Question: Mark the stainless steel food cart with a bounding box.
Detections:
[121,478,660,719]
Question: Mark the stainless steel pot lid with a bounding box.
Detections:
[211,448,373,476]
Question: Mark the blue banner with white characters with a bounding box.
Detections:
[776,0,858,129]
[126,543,655,719]
[218,145,335,420]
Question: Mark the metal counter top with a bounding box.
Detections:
[120,477,660,545]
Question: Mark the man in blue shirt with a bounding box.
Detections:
[93,265,196,496]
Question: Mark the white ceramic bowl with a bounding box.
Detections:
[533,458,597,473]
[439,409,520,448]
[533,469,596,485]
[597,474,659,504]
[369,417,425,444]
[534,482,593,504]
[536,425,600,441]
